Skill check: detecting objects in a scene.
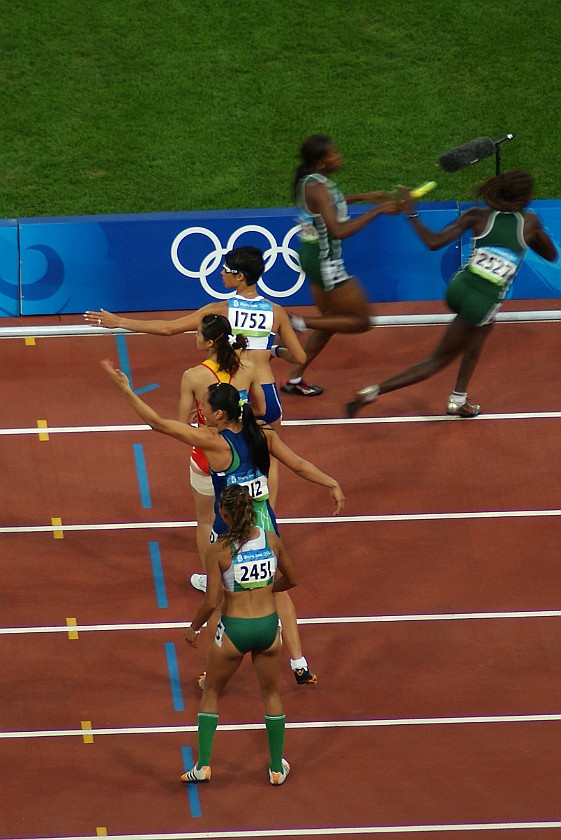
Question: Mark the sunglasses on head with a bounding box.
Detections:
[222,263,239,274]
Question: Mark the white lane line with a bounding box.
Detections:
[3,821,561,840]
[1,411,561,435]
[2,508,561,535]
[2,609,560,636]
[2,713,561,741]
[0,308,559,338]
[0,424,150,435]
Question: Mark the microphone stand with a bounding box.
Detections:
[494,133,515,175]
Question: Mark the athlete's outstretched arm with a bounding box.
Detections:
[102,360,218,449]
[266,428,344,514]
[306,180,402,241]
[345,190,393,204]
[400,188,480,251]
[85,301,226,334]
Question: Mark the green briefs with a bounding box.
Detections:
[446,268,504,326]
[220,612,279,654]
[299,240,351,291]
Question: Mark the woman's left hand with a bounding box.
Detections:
[101,359,132,391]
[379,199,404,216]
[396,186,416,215]
[84,308,120,329]
[331,484,345,515]
[184,626,200,648]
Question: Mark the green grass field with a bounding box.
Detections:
[2,0,560,217]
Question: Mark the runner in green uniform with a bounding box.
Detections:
[347,169,557,418]
[182,483,296,786]
[282,134,402,396]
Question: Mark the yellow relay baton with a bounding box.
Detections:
[409,181,437,199]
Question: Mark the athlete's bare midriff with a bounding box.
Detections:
[240,348,275,385]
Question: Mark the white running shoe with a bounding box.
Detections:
[181,764,211,783]
[446,398,481,418]
[190,573,207,592]
[346,384,380,418]
[288,313,307,332]
[269,758,290,785]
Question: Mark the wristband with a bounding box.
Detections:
[189,626,200,635]
[271,345,286,358]
[407,213,420,220]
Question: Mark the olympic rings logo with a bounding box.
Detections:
[170,223,305,299]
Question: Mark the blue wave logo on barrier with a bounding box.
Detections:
[19,222,121,315]
[20,244,72,312]
[22,245,70,303]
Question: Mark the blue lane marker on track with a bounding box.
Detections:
[165,642,185,712]
[133,443,152,509]
[115,333,158,394]
[149,541,168,608]
[181,745,202,817]
[135,382,159,395]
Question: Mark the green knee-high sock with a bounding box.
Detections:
[197,712,219,768]
[265,714,285,772]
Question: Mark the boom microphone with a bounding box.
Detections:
[494,133,515,146]
[438,137,496,173]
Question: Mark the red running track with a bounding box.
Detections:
[1,305,561,840]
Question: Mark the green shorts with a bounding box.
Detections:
[299,241,351,291]
[219,612,279,654]
[446,269,504,326]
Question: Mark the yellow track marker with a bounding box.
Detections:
[81,721,94,744]
[25,336,36,346]
[96,829,107,836]
[51,517,64,539]
[66,618,79,640]
[37,420,49,441]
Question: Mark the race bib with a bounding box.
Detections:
[226,470,269,501]
[298,219,319,242]
[335,196,349,223]
[468,247,520,286]
[233,550,275,589]
[228,297,274,338]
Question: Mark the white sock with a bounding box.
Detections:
[288,377,302,385]
[358,384,380,403]
[290,314,307,331]
[290,656,308,671]
[449,391,467,406]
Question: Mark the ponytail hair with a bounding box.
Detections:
[201,314,247,376]
[218,484,255,546]
[206,382,270,476]
[476,169,534,212]
[293,134,333,198]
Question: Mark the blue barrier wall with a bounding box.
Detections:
[0,219,19,316]
[2,201,561,317]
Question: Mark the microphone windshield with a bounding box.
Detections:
[438,137,496,173]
